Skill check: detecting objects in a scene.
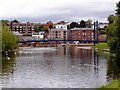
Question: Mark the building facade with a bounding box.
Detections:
[70,28,98,41]
[32,31,45,39]
[49,29,68,40]
[11,22,34,36]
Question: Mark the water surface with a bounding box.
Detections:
[1,46,120,88]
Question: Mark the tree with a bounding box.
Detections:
[79,20,86,28]
[69,22,79,29]
[107,1,120,65]
[49,25,53,30]
[116,2,120,14]
[42,26,48,32]
[114,2,120,54]
[107,2,120,54]
[86,19,92,28]
[107,15,115,24]
[1,25,19,51]
[34,24,39,32]
[2,20,9,23]
[13,20,19,23]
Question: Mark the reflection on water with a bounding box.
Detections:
[0,46,120,88]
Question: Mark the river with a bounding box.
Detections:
[1,46,120,88]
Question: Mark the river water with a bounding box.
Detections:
[1,46,120,88]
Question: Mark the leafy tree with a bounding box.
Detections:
[79,20,86,28]
[2,20,9,23]
[116,2,120,14]
[67,25,70,30]
[69,22,79,29]
[41,26,48,32]
[107,1,120,64]
[49,25,53,30]
[13,20,19,23]
[1,26,19,51]
[34,24,40,32]
[107,15,115,24]
[107,2,120,54]
[86,19,92,28]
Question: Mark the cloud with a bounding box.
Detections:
[0,0,118,22]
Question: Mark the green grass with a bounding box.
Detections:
[100,79,119,88]
[93,43,109,49]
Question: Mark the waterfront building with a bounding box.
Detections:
[49,29,68,40]
[70,28,98,44]
[11,22,34,36]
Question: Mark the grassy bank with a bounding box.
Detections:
[93,43,109,49]
[99,79,119,89]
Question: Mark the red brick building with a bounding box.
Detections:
[70,28,97,41]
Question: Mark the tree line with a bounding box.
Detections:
[67,19,92,29]
[106,1,120,66]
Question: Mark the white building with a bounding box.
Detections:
[32,31,45,39]
[54,22,71,30]
[55,24,68,30]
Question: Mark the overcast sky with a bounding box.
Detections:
[0,0,119,23]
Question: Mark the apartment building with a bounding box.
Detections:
[49,29,68,40]
[11,22,34,36]
[70,28,98,41]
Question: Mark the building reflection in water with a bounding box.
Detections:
[60,46,100,76]
[67,46,93,65]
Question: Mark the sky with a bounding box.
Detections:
[0,0,119,23]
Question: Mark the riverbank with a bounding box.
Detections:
[99,79,119,89]
[93,43,110,52]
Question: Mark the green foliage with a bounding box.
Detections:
[79,20,86,28]
[2,20,9,23]
[70,22,79,29]
[13,19,19,23]
[107,15,115,24]
[98,27,107,34]
[69,20,90,29]
[99,30,106,34]
[1,26,18,51]
[93,43,109,49]
[106,2,120,55]
[34,24,40,32]
[41,26,48,31]
[116,1,120,15]
[106,2,120,72]
[99,79,119,88]
[86,19,92,28]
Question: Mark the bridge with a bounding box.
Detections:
[19,39,106,43]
